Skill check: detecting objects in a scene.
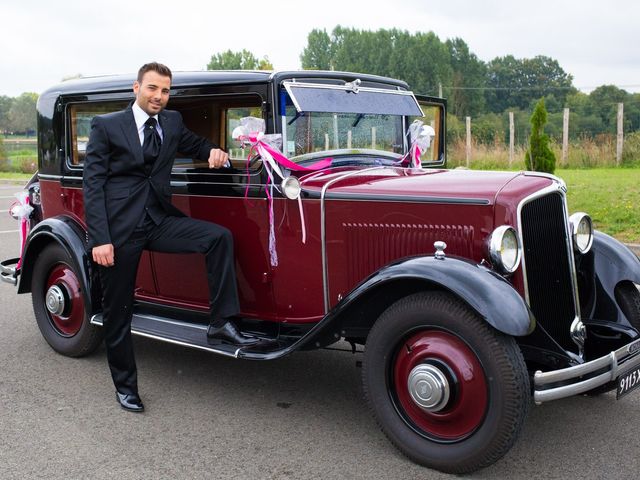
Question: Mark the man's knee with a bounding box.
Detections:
[210,225,233,251]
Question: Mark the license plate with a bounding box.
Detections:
[617,367,640,399]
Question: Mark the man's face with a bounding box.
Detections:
[133,70,171,116]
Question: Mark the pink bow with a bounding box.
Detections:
[9,192,33,270]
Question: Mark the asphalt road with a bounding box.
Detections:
[1,180,639,480]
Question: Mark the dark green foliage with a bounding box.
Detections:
[0,95,13,133]
[206,49,273,70]
[485,55,575,113]
[300,29,334,70]
[445,38,487,117]
[7,93,38,133]
[525,99,556,173]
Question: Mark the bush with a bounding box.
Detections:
[525,99,556,173]
[622,131,640,167]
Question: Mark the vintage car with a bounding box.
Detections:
[2,70,640,473]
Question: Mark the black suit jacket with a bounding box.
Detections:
[83,106,215,248]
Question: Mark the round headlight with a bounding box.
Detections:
[281,176,301,200]
[569,212,593,254]
[488,226,521,274]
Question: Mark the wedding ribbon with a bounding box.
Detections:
[9,191,33,270]
[399,120,435,168]
[233,117,331,267]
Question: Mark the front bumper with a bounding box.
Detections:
[534,337,640,403]
[0,258,19,286]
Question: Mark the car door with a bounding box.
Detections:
[149,87,278,321]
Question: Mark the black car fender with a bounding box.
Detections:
[588,231,640,326]
[17,216,96,314]
[240,255,536,360]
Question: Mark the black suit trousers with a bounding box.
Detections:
[99,215,240,395]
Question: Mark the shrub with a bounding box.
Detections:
[622,131,640,167]
[525,99,556,173]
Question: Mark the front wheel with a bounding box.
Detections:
[362,291,530,474]
[31,243,102,357]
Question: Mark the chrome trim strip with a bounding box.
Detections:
[90,314,239,358]
[324,192,490,205]
[533,338,640,403]
[320,167,386,313]
[38,174,67,180]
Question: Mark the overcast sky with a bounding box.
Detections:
[2,0,639,97]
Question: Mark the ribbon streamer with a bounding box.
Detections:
[233,117,331,267]
[400,120,435,168]
[9,191,33,270]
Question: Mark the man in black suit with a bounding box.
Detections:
[83,62,258,413]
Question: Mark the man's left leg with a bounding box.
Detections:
[146,215,258,346]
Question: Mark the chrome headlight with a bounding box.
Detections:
[569,212,593,254]
[281,176,301,200]
[488,226,521,275]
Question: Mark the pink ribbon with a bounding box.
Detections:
[234,123,331,267]
[9,192,33,270]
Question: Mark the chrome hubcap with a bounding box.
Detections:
[407,364,450,412]
[45,285,66,316]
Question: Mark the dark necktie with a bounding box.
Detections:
[142,117,161,172]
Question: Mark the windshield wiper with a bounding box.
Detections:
[288,111,305,126]
[352,113,364,128]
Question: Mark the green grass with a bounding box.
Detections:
[0,172,32,181]
[556,168,639,243]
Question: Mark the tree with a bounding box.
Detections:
[300,29,334,70]
[486,55,574,113]
[0,95,14,133]
[445,38,487,117]
[525,99,556,173]
[8,92,38,134]
[206,49,272,70]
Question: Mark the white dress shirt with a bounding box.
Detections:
[132,102,163,146]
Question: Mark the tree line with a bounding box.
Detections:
[3,26,639,143]
[298,27,640,143]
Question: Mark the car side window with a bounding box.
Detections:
[67,101,128,167]
[170,95,263,172]
[410,103,443,164]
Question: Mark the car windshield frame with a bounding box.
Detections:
[279,81,423,164]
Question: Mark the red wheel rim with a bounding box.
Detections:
[392,330,488,441]
[45,264,84,336]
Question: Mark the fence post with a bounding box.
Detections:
[466,116,471,168]
[562,108,570,166]
[616,103,624,165]
[509,112,514,167]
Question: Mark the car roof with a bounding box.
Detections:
[41,70,409,96]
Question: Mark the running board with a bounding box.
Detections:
[90,313,241,358]
[89,312,297,359]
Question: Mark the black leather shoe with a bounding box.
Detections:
[116,391,144,412]
[207,319,259,346]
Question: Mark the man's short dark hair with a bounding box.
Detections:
[137,62,172,83]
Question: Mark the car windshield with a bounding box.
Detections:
[280,86,409,165]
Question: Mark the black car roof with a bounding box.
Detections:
[41,70,409,96]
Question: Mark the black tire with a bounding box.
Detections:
[31,243,102,357]
[615,281,640,329]
[362,291,530,474]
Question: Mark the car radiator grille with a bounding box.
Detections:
[520,192,577,352]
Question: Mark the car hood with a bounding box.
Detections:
[299,167,526,204]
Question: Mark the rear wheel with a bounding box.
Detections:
[362,291,530,474]
[31,243,102,357]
